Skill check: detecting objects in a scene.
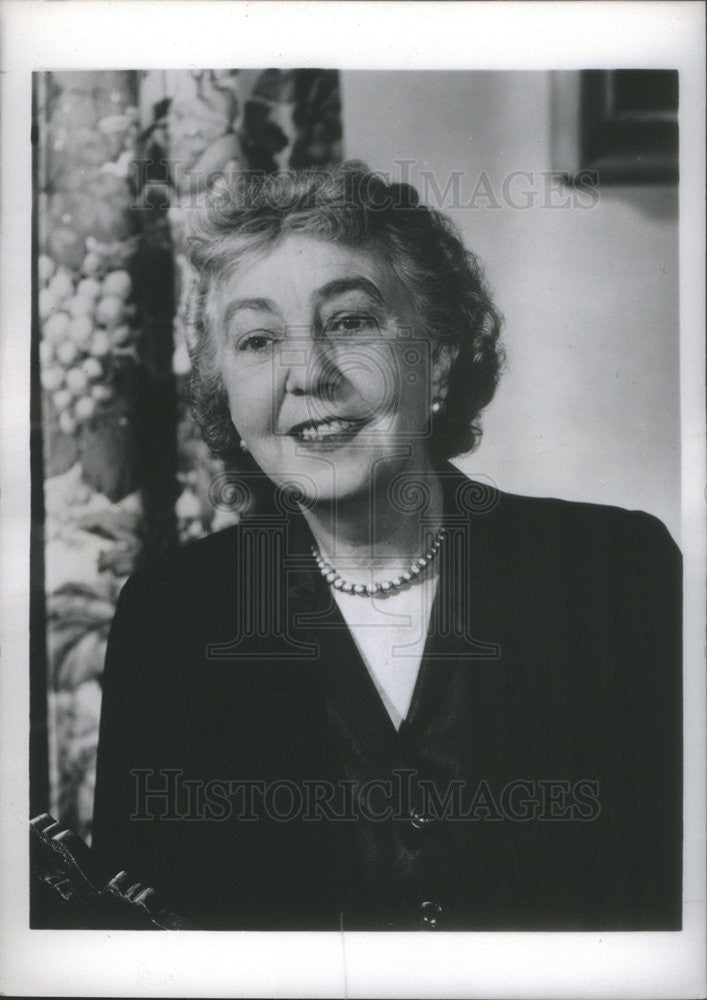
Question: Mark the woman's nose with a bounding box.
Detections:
[283,333,341,398]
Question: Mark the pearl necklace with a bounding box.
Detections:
[312,527,446,597]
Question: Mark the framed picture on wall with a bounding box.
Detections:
[552,69,679,183]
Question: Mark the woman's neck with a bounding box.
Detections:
[300,457,444,581]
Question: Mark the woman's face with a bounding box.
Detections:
[211,234,447,504]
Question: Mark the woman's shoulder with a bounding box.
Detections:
[117,524,242,608]
[441,468,680,582]
[496,487,675,540]
[115,514,310,615]
[445,464,678,547]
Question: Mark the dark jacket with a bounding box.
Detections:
[92,467,682,930]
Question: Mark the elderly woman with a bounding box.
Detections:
[93,163,682,931]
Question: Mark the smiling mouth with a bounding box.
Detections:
[287,416,368,443]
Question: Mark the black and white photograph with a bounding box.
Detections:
[1,2,704,997]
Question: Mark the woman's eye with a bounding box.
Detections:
[237,332,276,353]
[326,314,379,337]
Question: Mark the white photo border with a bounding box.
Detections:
[1,2,704,997]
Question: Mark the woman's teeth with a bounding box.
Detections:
[295,419,359,441]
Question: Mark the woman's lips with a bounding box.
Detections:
[287,415,368,445]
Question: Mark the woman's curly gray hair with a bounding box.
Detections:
[186,161,504,467]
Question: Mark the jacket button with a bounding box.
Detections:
[409,808,433,830]
[418,900,443,929]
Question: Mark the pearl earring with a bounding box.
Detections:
[431,397,445,415]
[239,439,249,453]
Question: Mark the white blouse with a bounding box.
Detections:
[331,570,439,729]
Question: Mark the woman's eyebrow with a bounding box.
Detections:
[313,277,385,308]
[223,298,279,326]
